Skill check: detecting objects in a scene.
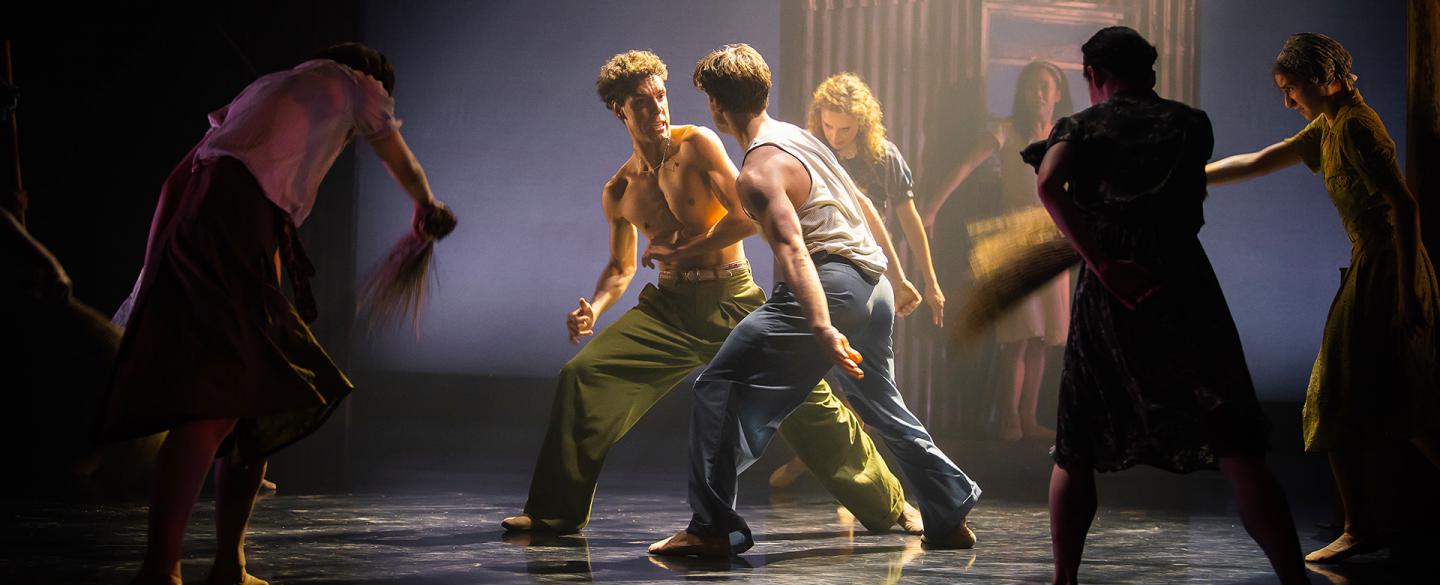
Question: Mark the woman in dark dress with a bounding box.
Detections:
[1025,27,1306,584]
[104,44,456,585]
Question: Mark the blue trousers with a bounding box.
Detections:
[685,257,981,553]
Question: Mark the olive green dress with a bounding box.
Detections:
[1286,91,1440,451]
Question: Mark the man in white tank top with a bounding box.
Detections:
[649,44,981,558]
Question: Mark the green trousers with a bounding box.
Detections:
[522,268,904,533]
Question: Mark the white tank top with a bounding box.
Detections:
[745,121,888,279]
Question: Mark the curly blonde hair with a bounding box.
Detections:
[596,50,668,111]
[807,72,887,163]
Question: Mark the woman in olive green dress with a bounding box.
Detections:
[1208,32,1440,563]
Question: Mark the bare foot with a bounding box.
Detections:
[1305,532,1386,563]
[922,519,976,549]
[130,570,182,585]
[648,529,733,558]
[768,457,809,490]
[1305,564,1353,585]
[205,568,269,585]
[896,502,925,535]
[258,478,277,493]
[501,513,534,532]
[998,413,1023,442]
[1022,424,1056,440]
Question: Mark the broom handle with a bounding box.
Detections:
[5,40,21,197]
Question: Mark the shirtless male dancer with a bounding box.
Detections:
[501,50,923,536]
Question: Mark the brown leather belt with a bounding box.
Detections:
[658,259,750,282]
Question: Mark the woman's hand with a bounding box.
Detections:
[413,200,457,240]
[1093,259,1160,309]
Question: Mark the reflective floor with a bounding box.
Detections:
[1,471,1422,584]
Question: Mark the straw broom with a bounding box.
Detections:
[357,203,458,332]
[952,205,1080,345]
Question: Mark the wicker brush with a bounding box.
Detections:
[358,203,458,333]
[953,206,1080,344]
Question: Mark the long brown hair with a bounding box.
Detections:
[1010,60,1073,139]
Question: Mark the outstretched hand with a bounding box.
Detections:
[1093,259,1159,309]
[814,325,864,379]
[567,297,596,344]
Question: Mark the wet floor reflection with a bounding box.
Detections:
[1,476,1427,583]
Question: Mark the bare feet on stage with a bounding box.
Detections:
[501,513,535,532]
[648,530,733,558]
[129,568,182,585]
[999,417,1025,442]
[896,502,925,535]
[921,519,977,550]
[1023,424,1056,441]
[1000,412,1056,442]
[204,570,269,585]
[1305,532,1386,563]
[767,456,809,490]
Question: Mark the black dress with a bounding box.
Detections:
[1021,89,1270,473]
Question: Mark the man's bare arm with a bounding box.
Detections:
[591,176,639,316]
[569,175,638,343]
[741,146,862,378]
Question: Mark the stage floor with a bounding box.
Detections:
[1,471,1417,584]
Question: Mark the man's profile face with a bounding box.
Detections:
[617,75,670,141]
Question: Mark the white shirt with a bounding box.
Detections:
[746,121,888,279]
[196,59,400,226]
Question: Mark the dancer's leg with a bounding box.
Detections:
[132,418,238,585]
[515,300,705,533]
[1019,340,1054,438]
[1048,463,1095,585]
[1217,455,1307,584]
[1306,450,1384,562]
[206,456,269,585]
[779,380,908,532]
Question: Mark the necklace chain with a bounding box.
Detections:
[641,139,673,175]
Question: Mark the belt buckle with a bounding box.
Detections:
[683,269,702,282]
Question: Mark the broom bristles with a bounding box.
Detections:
[357,203,457,334]
[952,205,1077,343]
[358,232,436,334]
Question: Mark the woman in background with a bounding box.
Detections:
[922,61,1075,441]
